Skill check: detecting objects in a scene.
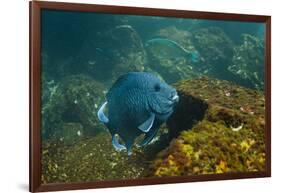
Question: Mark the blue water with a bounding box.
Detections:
[41,10,265,89]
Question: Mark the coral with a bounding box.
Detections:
[228,34,265,90]
[42,74,106,141]
[152,77,266,176]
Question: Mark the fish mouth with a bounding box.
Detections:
[170,94,179,103]
[167,94,179,105]
[168,89,179,103]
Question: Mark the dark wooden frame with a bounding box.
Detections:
[29,1,271,192]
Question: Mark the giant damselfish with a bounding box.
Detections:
[97,72,179,155]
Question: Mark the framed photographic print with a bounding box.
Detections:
[30,1,271,192]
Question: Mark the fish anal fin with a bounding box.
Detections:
[138,113,155,133]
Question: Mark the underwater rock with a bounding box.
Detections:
[41,124,173,184]
[152,77,266,176]
[41,77,266,182]
[192,27,234,77]
[77,25,146,84]
[146,26,200,83]
[41,72,57,107]
[110,25,147,79]
[41,132,151,183]
[228,34,265,90]
[147,57,199,84]
[42,74,105,141]
[58,123,84,145]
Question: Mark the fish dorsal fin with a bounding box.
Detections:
[97,101,109,123]
[112,134,126,152]
[138,113,155,133]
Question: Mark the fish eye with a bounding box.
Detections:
[154,83,161,92]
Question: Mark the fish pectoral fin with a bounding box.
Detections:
[97,101,109,123]
[112,134,126,152]
[138,113,155,133]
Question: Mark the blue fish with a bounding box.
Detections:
[145,38,200,62]
[97,72,179,155]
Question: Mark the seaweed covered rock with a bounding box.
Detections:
[41,132,150,183]
[42,74,105,142]
[153,77,266,176]
[192,27,234,76]
[145,26,200,83]
[110,25,146,79]
[41,72,57,107]
[228,34,265,90]
[78,25,146,84]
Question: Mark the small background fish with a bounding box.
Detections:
[145,38,200,62]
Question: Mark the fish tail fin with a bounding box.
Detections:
[188,51,200,62]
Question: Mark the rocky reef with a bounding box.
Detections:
[192,27,234,77]
[191,27,265,90]
[77,24,146,84]
[41,132,151,183]
[228,34,265,90]
[42,74,106,143]
[153,77,266,176]
[41,77,266,183]
[144,26,263,88]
